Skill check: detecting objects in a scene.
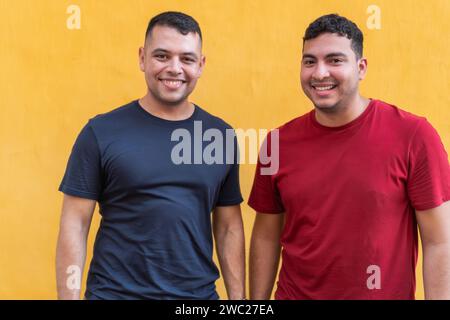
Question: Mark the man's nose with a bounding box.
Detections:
[167,57,183,74]
[312,62,330,80]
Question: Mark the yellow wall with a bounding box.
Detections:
[0,0,449,299]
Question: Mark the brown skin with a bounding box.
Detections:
[250,31,450,300]
[250,32,370,299]
[416,202,450,299]
[300,33,369,127]
[249,213,285,300]
[56,25,245,300]
[56,195,95,299]
[138,26,246,298]
[213,205,246,299]
[138,25,205,121]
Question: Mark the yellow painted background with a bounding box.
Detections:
[0,0,449,299]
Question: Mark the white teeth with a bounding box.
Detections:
[162,80,183,87]
[314,85,335,91]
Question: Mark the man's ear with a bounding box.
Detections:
[358,57,368,80]
[138,47,145,72]
[198,55,206,77]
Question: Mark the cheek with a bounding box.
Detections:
[327,71,344,85]
[300,72,310,87]
[144,70,156,84]
[145,61,166,76]
[186,67,202,80]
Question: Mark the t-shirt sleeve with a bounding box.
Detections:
[407,119,450,210]
[215,132,243,206]
[59,122,103,200]
[248,131,284,213]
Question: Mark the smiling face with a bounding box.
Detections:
[139,25,205,107]
[301,32,367,112]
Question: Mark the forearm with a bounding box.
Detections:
[55,221,88,300]
[249,236,281,300]
[215,225,246,299]
[423,242,450,299]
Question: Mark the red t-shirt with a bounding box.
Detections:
[248,99,450,299]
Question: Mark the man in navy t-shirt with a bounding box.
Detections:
[56,11,245,300]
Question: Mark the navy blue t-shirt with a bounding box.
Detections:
[59,100,243,299]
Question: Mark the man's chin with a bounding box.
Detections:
[163,99,186,106]
[156,94,189,107]
[313,102,338,113]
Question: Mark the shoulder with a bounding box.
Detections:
[277,111,311,134]
[195,105,235,131]
[371,99,426,129]
[371,99,444,147]
[87,100,138,128]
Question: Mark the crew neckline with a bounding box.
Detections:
[135,99,199,125]
[310,99,377,131]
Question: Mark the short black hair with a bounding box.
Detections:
[145,11,202,43]
[303,14,363,59]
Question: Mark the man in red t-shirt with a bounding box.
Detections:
[248,14,450,300]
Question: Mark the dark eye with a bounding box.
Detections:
[331,58,343,64]
[303,60,315,66]
[155,54,168,60]
[182,57,195,63]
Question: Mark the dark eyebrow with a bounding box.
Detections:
[151,48,198,59]
[325,52,347,59]
[181,52,199,59]
[152,48,169,54]
[302,54,316,60]
[302,52,348,60]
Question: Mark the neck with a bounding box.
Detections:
[314,95,370,127]
[139,93,194,121]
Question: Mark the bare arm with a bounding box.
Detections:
[212,205,245,299]
[416,201,450,300]
[250,212,284,300]
[56,194,96,300]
